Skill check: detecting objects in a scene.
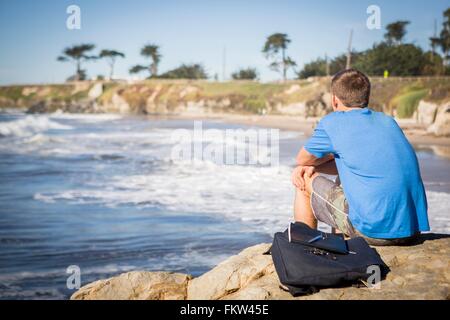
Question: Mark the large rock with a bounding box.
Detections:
[320,92,332,108]
[71,234,450,300]
[222,234,450,300]
[417,100,438,126]
[27,99,95,114]
[187,244,273,300]
[71,271,191,300]
[278,102,307,116]
[278,93,331,117]
[428,103,450,137]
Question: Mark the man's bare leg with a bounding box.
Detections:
[292,158,338,229]
[293,188,316,228]
[293,172,319,229]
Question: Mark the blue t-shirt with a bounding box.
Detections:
[304,108,429,238]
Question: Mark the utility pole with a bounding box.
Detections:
[346,29,353,69]
[432,19,437,55]
[325,53,330,76]
[222,46,227,82]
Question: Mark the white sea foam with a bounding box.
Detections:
[34,158,450,235]
[4,113,448,235]
[0,115,72,137]
[34,161,292,233]
[23,133,66,145]
[49,112,123,122]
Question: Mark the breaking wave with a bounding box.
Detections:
[0,115,72,137]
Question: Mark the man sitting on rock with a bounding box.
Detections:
[292,69,429,246]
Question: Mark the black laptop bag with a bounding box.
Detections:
[271,225,389,296]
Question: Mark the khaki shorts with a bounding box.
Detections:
[310,175,418,246]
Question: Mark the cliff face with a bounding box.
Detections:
[1,77,448,115]
[0,79,333,116]
[1,78,449,136]
[71,234,450,300]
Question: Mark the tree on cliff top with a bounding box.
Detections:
[297,53,362,79]
[297,13,445,78]
[141,44,161,77]
[129,44,161,78]
[57,44,96,81]
[384,21,410,45]
[231,67,259,80]
[297,58,327,79]
[158,64,208,79]
[262,33,296,81]
[129,65,147,75]
[353,43,425,76]
[99,49,125,80]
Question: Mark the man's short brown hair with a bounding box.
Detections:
[331,69,371,108]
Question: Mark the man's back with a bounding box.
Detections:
[305,108,430,238]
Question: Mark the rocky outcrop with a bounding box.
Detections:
[71,271,191,300]
[277,92,331,117]
[428,103,450,137]
[187,244,274,300]
[277,102,308,116]
[26,99,97,114]
[412,100,450,137]
[417,100,438,126]
[71,234,450,300]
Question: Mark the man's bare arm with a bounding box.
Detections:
[296,147,334,167]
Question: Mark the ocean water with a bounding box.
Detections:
[0,110,449,299]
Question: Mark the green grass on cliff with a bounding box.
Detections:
[197,82,285,112]
[0,86,27,101]
[390,86,428,118]
[196,81,282,97]
[0,84,87,102]
[370,78,450,114]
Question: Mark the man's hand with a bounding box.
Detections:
[291,165,315,191]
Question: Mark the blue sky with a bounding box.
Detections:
[0,0,448,84]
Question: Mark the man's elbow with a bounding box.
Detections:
[297,148,334,166]
[296,148,315,166]
[296,155,308,166]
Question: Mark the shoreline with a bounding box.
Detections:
[144,112,450,149]
[2,108,450,152]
